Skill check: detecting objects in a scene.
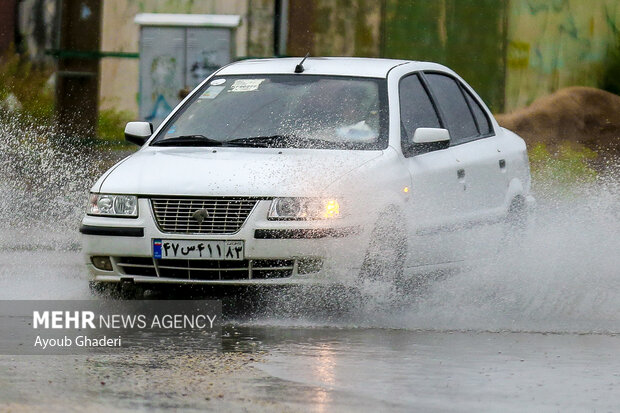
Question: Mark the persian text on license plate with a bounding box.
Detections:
[153,239,244,260]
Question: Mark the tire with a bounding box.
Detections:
[359,208,407,286]
[89,281,143,299]
[502,196,527,247]
[89,281,121,298]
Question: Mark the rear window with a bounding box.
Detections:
[464,88,492,135]
[425,73,478,144]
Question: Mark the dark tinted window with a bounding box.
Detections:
[464,88,492,135]
[425,73,477,143]
[399,74,441,142]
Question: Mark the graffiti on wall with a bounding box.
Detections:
[505,0,620,111]
[100,0,252,116]
[138,26,234,126]
[145,55,176,122]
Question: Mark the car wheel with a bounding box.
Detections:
[502,196,527,246]
[89,281,121,298]
[359,208,407,286]
[89,281,143,299]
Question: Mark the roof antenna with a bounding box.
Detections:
[294,52,310,73]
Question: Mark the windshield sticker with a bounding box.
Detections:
[210,78,226,86]
[229,79,265,93]
[199,85,225,99]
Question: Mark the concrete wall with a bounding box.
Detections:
[296,0,382,57]
[286,0,507,112]
[99,0,276,116]
[98,0,620,116]
[246,0,275,57]
[382,0,508,112]
[286,0,620,113]
[505,0,620,112]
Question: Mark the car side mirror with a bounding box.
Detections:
[124,121,153,146]
[405,127,450,155]
[412,127,450,144]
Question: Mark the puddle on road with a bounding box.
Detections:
[232,325,620,412]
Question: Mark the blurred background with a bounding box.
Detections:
[0,0,619,172]
[0,7,619,410]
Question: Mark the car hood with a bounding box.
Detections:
[97,147,383,197]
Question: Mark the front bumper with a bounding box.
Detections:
[81,199,368,285]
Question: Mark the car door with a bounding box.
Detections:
[398,73,463,266]
[423,72,505,259]
[461,83,508,217]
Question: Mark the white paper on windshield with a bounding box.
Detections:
[199,85,225,99]
[229,79,265,92]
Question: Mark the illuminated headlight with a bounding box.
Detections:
[88,193,138,217]
[268,198,341,220]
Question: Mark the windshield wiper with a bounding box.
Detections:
[226,135,343,149]
[226,135,293,148]
[155,134,359,149]
[151,135,223,147]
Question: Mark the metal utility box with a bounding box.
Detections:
[135,13,241,126]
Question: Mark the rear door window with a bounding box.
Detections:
[425,73,478,144]
[463,88,492,136]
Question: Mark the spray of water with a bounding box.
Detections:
[249,169,620,334]
[0,115,128,298]
[0,115,115,248]
[1,116,618,332]
[402,174,620,333]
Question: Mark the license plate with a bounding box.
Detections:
[153,239,244,260]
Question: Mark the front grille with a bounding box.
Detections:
[151,197,259,234]
[115,257,295,280]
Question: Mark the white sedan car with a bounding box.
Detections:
[81,57,533,288]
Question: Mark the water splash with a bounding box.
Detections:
[0,115,127,251]
[242,168,620,334]
[0,116,129,299]
[397,173,620,333]
[1,116,619,332]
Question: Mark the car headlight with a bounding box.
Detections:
[268,198,341,220]
[88,193,138,217]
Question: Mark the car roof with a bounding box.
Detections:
[217,57,449,78]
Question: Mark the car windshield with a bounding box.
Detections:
[151,74,388,150]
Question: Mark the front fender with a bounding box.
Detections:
[323,147,411,228]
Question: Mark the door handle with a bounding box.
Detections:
[457,169,465,180]
[499,159,506,170]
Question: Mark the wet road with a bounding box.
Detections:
[257,328,620,412]
[1,137,619,411]
[1,247,620,412]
